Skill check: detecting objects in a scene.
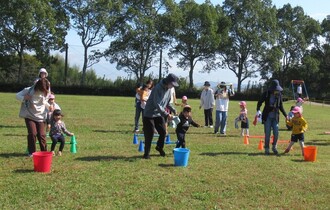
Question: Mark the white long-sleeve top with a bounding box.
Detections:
[200,88,215,109]
[16,87,50,122]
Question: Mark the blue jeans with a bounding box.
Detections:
[263,116,279,150]
[214,111,227,134]
[134,101,143,131]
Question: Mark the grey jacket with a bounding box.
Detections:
[143,80,176,118]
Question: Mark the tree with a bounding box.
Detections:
[271,4,321,85]
[104,0,176,84]
[0,0,69,83]
[220,0,277,92]
[65,0,122,86]
[169,0,229,89]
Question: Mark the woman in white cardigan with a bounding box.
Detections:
[16,78,50,157]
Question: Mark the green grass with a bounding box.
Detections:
[0,92,330,209]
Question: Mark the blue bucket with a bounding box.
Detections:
[173,148,190,167]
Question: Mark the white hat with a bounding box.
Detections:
[39,68,48,77]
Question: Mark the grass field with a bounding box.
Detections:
[0,92,330,209]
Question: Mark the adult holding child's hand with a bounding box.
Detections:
[142,73,179,159]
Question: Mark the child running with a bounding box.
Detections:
[176,95,189,112]
[234,101,249,136]
[49,109,74,156]
[284,106,308,156]
[175,105,200,148]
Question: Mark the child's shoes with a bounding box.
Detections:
[52,151,55,156]
[58,151,62,156]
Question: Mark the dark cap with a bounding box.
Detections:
[53,109,62,116]
[204,81,211,86]
[165,73,179,87]
[269,79,283,91]
[182,105,192,112]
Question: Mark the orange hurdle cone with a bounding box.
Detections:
[258,140,263,150]
[243,135,249,145]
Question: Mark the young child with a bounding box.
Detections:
[175,105,200,148]
[140,84,151,110]
[176,95,189,112]
[296,97,304,113]
[234,101,249,136]
[286,106,295,130]
[46,94,61,132]
[49,109,74,156]
[284,106,308,156]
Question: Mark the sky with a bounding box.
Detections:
[56,0,330,86]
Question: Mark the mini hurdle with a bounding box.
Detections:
[133,133,174,145]
[243,135,289,150]
[28,135,77,153]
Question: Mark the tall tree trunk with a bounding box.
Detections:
[189,60,194,90]
[81,47,88,86]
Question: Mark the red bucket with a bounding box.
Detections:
[303,146,317,162]
[32,151,53,173]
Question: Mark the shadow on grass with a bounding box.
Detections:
[305,140,330,146]
[0,152,27,158]
[0,124,25,129]
[13,169,34,173]
[3,133,26,137]
[158,163,175,168]
[92,130,131,134]
[199,151,283,157]
[75,155,143,162]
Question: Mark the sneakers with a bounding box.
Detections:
[52,151,55,156]
[142,154,150,159]
[272,148,279,155]
[209,125,214,128]
[155,146,166,157]
[284,148,290,154]
[58,151,62,156]
[265,149,270,155]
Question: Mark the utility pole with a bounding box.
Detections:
[64,43,68,86]
[159,48,162,81]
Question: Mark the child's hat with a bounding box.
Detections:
[291,106,301,114]
[182,105,192,112]
[182,96,187,100]
[49,94,55,99]
[239,101,246,106]
[53,109,62,116]
[39,68,48,77]
[296,97,304,103]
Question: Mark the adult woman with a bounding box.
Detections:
[16,78,50,156]
[214,82,235,135]
[199,81,215,128]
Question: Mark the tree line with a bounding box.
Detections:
[0,0,329,98]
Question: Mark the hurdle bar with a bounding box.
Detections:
[133,133,175,144]
[28,135,77,153]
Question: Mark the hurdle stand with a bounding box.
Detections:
[32,135,77,153]
[243,135,290,150]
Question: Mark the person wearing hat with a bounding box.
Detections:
[199,81,215,128]
[142,73,179,159]
[214,81,235,135]
[46,93,62,132]
[284,106,308,156]
[256,79,287,155]
[33,68,51,94]
[175,105,200,149]
[295,97,304,113]
[49,109,74,156]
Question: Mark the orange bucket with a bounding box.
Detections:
[32,151,53,173]
[303,146,317,162]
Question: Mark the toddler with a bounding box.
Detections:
[46,94,61,132]
[235,101,249,136]
[284,106,308,156]
[49,109,74,156]
[175,105,200,148]
[176,95,189,112]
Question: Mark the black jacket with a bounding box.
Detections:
[256,90,287,124]
[175,112,200,134]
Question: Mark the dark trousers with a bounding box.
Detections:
[50,134,66,152]
[204,108,213,126]
[25,118,47,155]
[143,116,166,156]
[176,132,186,148]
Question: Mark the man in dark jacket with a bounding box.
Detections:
[142,73,178,159]
[256,79,287,155]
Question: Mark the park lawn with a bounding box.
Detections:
[0,92,329,209]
